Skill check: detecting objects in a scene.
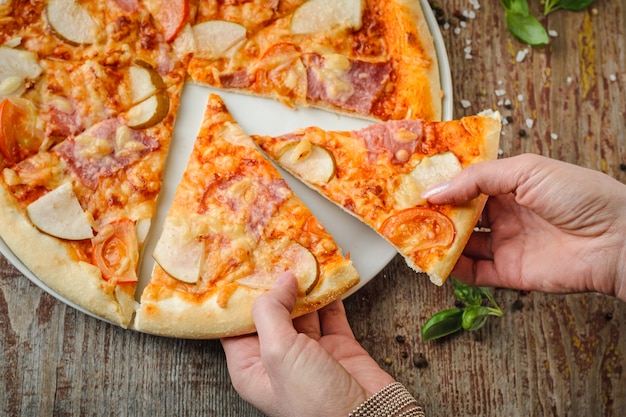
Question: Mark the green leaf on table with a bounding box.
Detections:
[452,278,483,306]
[501,0,530,16]
[544,0,596,15]
[421,308,463,341]
[505,11,549,46]
[462,305,504,331]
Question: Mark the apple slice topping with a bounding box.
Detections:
[394,152,463,209]
[277,140,336,185]
[126,91,170,129]
[0,47,43,99]
[290,0,364,35]
[152,220,204,284]
[192,20,247,58]
[237,242,320,295]
[46,0,99,45]
[129,62,166,105]
[26,182,95,240]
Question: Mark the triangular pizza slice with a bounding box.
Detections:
[134,94,359,338]
[251,111,502,285]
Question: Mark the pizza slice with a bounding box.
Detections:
[183,0,442,121]
[251,111,502,285]
[134,94,359,338]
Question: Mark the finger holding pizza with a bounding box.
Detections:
[423,153,626,301]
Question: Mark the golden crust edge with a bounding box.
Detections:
[133,262,359,339]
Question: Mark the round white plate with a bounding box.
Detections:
[0,0,452,326]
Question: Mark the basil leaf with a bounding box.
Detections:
[452,279,483,306]
[545,0,596,15]
[505,11,549,46]
[421,308,463,341]
[503,0,530,16]
[462,306,504,331]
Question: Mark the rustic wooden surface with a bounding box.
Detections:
[1,1,625,416]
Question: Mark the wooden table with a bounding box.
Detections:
[2,1,625,416]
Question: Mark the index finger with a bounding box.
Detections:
[423,154,543,205]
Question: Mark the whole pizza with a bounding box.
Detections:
[0,0,500,338]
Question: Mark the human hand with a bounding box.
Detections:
[221,272,395,417]
[423,153,626,301]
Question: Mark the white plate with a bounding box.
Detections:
[0,0,452,326]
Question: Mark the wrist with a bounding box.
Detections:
[347,382,425,417]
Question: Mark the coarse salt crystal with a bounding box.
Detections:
[498,148,504,155]
[495,89,506,97]
[550,133,558,140]
[517,94,524,102]
[504,98,512,107]
[525,119,534,128]
[443,22,450,30]
[454,27,461,35]
[516,48,529,63]
[460,99,471,108]
[609,74,617,81]
[460,21,467,28]
[566,76,573,83]
[469,0,481,10]
[548,30,558,37]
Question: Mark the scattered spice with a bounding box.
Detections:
[395,335,406,344]
[619,163,626,171]
[401,351,409,359]
[605,312,613,322]
[384,357,393,365]
[518,129,527,138]
[413,353,428,368]
[511,299,524,311]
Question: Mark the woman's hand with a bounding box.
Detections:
[424,153,626,301]
[221,272,395,417]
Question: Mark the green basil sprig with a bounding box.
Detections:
[498,0,596,46]
[421,278,503,341]
[500,0,548,46]
[544,0,596,15]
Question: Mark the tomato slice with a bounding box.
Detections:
[92,219,139,284]
[154,0,189,42]
[0,98,43,164]
[380,207,455,251]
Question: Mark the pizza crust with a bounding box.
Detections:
[133,262,358,338]
[0,182,134,326]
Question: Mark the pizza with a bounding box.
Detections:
[0,0,488,337]
[134,94,359,338]
[0,0,187,327]
[183,0,442,121]
[251,111,502,285]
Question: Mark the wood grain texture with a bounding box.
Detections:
[1,1,625,416]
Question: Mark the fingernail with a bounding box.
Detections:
[421,181,451,199]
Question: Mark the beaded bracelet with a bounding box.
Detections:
[347,382,425,417]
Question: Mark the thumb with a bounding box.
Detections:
[253,271,299,342]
